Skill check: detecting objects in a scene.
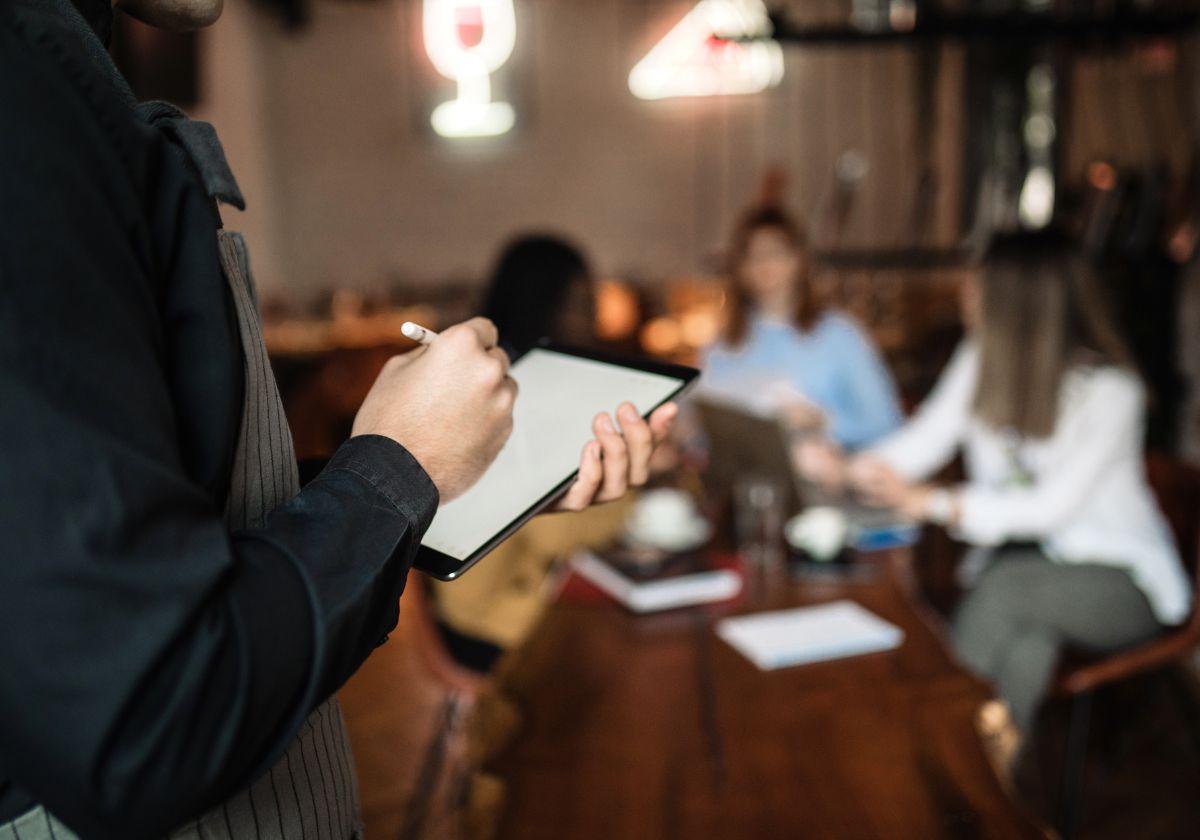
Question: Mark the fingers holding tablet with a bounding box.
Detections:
[416,346,696,579]
[616,402,678,489]
[618,402,653,487]
[553,400,681,512]
[648,402,678,444]
[557,441,604,512]
[593,411,631,502]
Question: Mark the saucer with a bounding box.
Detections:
[625,517,712,554]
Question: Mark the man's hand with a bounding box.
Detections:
[351,318,516,502]
[847,455,938,521]
[846,454,906,507]
[556,402,678,512]
[779,400,826,433]
[794,437,846,492]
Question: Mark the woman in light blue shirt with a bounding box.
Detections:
[702,205,902,449]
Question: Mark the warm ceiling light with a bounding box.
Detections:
[679,307,721,348]
[1087,161,1117,192]
[628,0,783,101]
[595,280,641,341]
[1018,165,1055,230]
[641,317,683,355]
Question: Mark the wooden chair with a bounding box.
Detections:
[1052,455,1200,838]
[338,575,493,839]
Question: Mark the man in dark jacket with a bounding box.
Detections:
[0,1,674,837]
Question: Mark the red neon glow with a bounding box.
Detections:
[705,33,736,53]
[455,4,484,49]
[423,0,517,138]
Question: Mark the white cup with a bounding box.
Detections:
[785,506,849,562]
[626,489,707,550]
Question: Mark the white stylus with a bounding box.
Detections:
[401,321,439,345]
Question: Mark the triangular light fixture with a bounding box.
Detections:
[628,0,784,101]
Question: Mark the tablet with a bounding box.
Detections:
[415,344,699,580]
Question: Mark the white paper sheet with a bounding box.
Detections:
[716,599,904,670]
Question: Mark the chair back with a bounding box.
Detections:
[1055,454,1200,696]
[1144,453,1200,637]
[338,575,488,838]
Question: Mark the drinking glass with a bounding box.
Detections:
[734,475,786,577]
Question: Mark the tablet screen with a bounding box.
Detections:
[419,347,692,569]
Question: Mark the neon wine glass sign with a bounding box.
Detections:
[423,0,517,138]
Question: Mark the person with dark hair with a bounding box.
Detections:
[432,233,633,673]
[480,234,596,358]
[828,230,1190,775]
[702,205,902,449]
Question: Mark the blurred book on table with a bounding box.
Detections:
[568,548,742,613]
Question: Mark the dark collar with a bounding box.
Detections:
[71,0,113,45]
[46,0,135,105]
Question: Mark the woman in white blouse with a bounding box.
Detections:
[815,231,1191,768]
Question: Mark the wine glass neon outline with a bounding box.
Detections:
[423,0,517,138]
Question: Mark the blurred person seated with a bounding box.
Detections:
[700,205,903,449]
[431,234,646,672]
[479,234,598,358]
[809,230,1192,777]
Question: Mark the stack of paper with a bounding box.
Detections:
[569,551,742,613]
[716,600,904,670]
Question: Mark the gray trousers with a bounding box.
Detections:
[951,546,1162,730]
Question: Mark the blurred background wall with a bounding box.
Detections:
[187,0,972,306]
[109,0,1200,450]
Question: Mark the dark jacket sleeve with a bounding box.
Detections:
[0,19,438,840]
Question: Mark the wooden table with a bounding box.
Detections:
[489,551,1046,839]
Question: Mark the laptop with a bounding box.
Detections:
[694,396,915,548]
[694,396,805,516]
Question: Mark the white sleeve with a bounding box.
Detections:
[955,370,1144,545]
[868,342,978,482]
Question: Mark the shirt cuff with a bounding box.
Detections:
[325,435,439,535]
[953,484,1007,546]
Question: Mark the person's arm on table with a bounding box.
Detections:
[850,367,1141,540]
[863,341,978,482]
[945,372,1142,544]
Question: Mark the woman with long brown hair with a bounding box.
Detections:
[842,230,1190,771]
[702,205,902,448]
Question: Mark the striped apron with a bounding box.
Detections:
[1,231,362,840]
